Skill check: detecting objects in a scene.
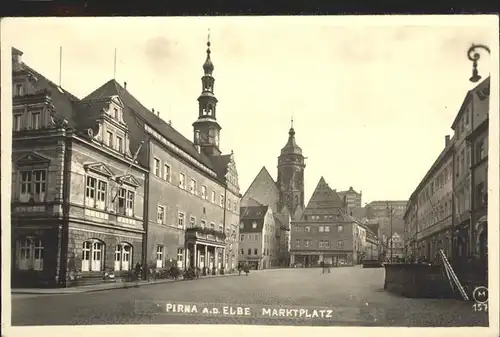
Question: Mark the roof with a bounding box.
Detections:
[240,205,269,219]
[240,219,265,233]
[83,79,225,177]
[451,77,490,129]
[280,126,302,155]
[300,177,347,220]
[241,166,280,213]
[405,135,455,210]
[15,63,80,129]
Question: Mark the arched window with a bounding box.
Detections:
[17,237,44,271]
[81,239,105,272]
[114,242,133,271]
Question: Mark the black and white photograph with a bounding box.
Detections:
[1,15,499,337]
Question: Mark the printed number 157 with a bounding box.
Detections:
[473,303,488,312]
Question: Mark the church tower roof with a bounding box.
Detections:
[203,29,214,75]
[280,117,302,155]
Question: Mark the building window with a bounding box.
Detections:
[17,237,44,271]
[240,234,244,241]
[178,212,185,229]
[189,216,196,228]
[305,240,311,248]
[252,221,257,229]
[337,240,344,248]
[106,131,113,148]
[233,201,237,212]
[248,248,252,255]
[324,240,330,248]
[15,83,23,96]
[114,108,119,120]
[114,243,132,271]
[337,225,344,232]
[240,248,244,255]
[179,173,186,189]
[305,226,311,232]
[153,158,161,176]
[19,170,46,202]
[117,188,135,216]
[239,222,244,229]
[211,190,216,203]
[477,139,486,162]
[295,226,300,232]
[30,112,41,130]
[319,240,324,248]
[190,179,197,194]
[254,248,258,255]
[319,226,324,232]
[201,219,207,228]
[295,239,300,248]
[13,114,22,131]
[156,245,164,268]
[324,226,330,232]
[81,240,104,272]
[157,206,165,224]
[220,194,224,207]
[218,224,223,232]
[116,136,123,152]
[201,185,207,199]
[163,164,171,181]
[255,234,258,240]
[177,248,184,269]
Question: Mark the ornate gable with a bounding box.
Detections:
[84,162,115,178]
[15,152,51,167]
[116,174,140,188]
[110,95,125,108]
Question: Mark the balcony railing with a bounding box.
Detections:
[186,226,226,241]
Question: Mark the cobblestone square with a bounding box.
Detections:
[11,267,488,326]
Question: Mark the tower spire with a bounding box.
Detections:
[203,28,214,75]
[193,29,221,157]
[291,114,294,129]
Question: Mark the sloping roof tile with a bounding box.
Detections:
[83,79,217,172]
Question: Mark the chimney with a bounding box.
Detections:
[152,108,155,113]
[124,81,127,89]
[168,120,172,125]
[157,111,160,117]
[445,135,450,146]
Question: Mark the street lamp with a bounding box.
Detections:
[468,44,491,83]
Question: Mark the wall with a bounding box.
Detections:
[291,221,355,253]
[146,140,240,265]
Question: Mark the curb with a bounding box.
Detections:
[12,273,241,295]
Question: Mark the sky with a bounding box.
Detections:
[2,16,495,205]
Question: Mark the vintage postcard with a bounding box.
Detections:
[1,15,499,337]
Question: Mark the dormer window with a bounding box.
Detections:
[114,108,119,120]
[252,221,257,229]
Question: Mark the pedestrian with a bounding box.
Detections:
[134,262,142,287]
[320,261,325,274]
[238,264,242,276]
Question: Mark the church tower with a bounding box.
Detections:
[193,30,222,156]
[277,118,306,218]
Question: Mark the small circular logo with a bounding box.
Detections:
[472,286,489,304]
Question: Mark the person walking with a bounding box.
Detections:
[134,262,142,287]
[321,261,325,274]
